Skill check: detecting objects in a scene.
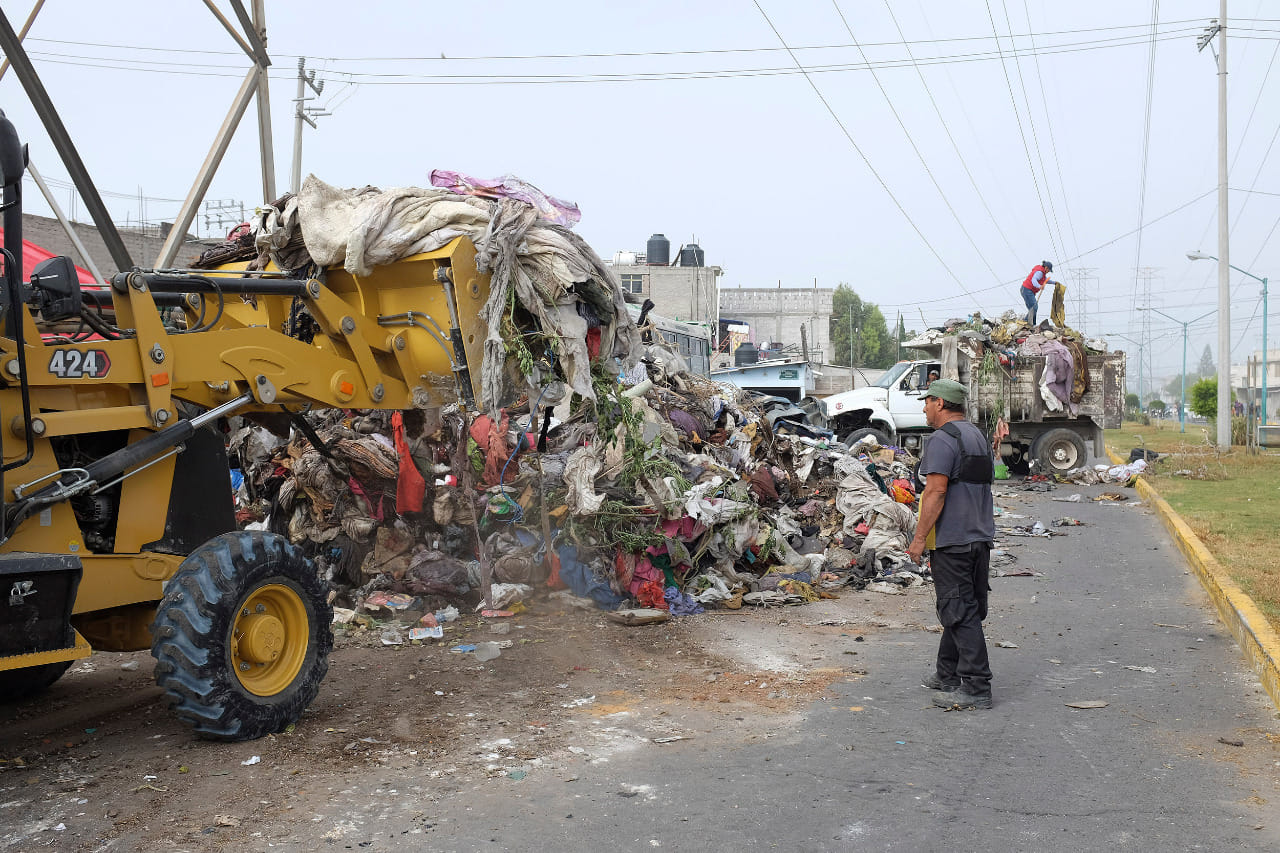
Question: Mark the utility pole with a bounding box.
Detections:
[1197,8,1231,447]
[848,306,854,390]
[1217,1,1231,447]
[203,198,246,237]
[291,58,329,194]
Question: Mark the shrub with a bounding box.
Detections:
[1189,377,1217,419]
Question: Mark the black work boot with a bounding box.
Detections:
[932,689,993,710]
[922,673,959,691]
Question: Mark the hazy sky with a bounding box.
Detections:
[3,1,1278,384]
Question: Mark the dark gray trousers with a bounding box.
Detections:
[931,542,993,695]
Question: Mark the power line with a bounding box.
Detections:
[752,0,984,312]
[22,19,1229,63]
[985,0,1058,261]
[869,188,1216,311]
[882,0,1022,269]
[1001,0,1067,264]
[1128,1,1161,348]
[830,1,1004,284]
[13,26,1222,84]
[1184,35,1280,309]
[1021,0,1083,269]
[21,172,185,203]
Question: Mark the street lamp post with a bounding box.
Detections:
[1188,251,1268,426]
[1137,306,1216,432]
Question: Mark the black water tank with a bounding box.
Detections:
[679,243,705,267]
[735,341,759,365]
[646,233,670,266]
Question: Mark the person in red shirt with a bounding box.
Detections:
[1021,261,1056,325]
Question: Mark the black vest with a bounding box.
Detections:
[939,421,994,485]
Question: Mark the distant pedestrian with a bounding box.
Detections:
[1021,261,1056,325]
[906,379,996,710]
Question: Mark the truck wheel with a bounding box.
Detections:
[843,427,890,449]
[150,531,332,741]
[1004,444,1031,475]
[1032,428,1087,475]
[0,661,72,701]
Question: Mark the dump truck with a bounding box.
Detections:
[0,111,504,739]
[813,333,1125,475]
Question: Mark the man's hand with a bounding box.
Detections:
[907,538,926,565]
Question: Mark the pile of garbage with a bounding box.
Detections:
[230,372,927,620]
[196,171,642,416]
[209,184,931,619]
[908,306,1107,417]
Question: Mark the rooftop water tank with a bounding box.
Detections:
[735,341,759,366]
[679,243,705,267]
[646,233,670,266]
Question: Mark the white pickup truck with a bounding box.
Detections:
[810,336,1126,475]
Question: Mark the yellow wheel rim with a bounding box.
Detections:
[230,583,310,697]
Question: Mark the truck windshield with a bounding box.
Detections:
[874,362,912,389]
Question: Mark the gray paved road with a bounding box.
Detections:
[381,477,1280,852]
[230,467,1280,852]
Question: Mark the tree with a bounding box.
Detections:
[829,284,894,368]
[1147,398,1167,415]
[1163,375,1188,398]
[1125,392,1140,412]
[1196,345,1215,379]
[1189,376,1217,419]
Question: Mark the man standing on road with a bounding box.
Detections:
[906,379,996,710]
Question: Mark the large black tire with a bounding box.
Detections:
[150,531,332,741]
[1032,428,1087,475]
[843,427,891,450]
[0,661,72,701]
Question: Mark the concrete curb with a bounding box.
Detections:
[1106,446,1280,713]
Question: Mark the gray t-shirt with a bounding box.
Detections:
[919,419,996,547]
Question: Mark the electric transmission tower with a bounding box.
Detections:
[1136,267,1161,405]
[1069,267,1097,333]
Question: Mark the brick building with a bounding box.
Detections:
[19,213,221,278]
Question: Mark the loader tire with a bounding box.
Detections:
[0,661,72,701]
[150,531,332,741]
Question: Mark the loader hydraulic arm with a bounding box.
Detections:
[0,238,490,545]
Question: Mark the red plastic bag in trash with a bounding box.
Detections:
[392,412,426,513]
[546,550,566,589]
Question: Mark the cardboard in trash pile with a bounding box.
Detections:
[605,608,670,627]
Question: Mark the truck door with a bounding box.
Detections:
[887,362,937,430]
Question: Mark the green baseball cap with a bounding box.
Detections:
[925,378,967,404]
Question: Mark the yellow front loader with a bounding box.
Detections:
[0,113,490,739]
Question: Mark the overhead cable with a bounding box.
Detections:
[752,1,988,313]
